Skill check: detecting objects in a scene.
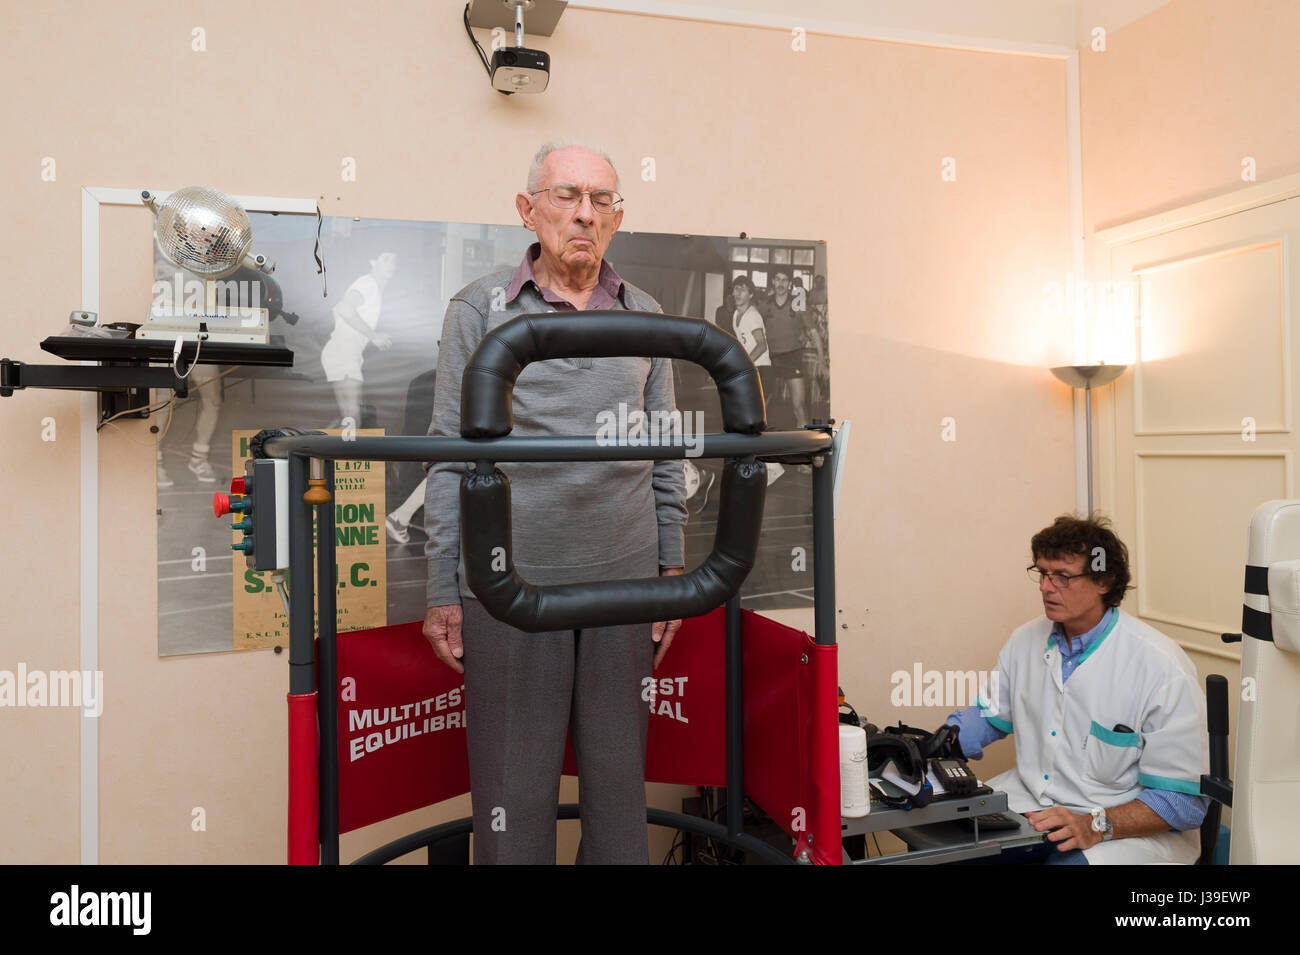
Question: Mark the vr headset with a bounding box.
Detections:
[865,722,964,809]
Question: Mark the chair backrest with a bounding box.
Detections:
[1230,500,1300,864]
[1196,674,1230,865]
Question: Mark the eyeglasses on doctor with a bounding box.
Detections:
[531,185,624,213]
[1026,565,1093,589]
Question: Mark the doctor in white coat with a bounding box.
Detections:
[948,515,1210,864]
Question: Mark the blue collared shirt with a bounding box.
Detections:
[947,607,1209,832]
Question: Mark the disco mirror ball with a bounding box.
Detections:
[151,185,252,279]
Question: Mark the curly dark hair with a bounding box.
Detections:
[1030,514,1132,609]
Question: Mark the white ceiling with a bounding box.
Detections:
[1072,0,1176,48]
[572,0,1177,52]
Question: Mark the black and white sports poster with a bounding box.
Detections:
[155,216,830,655]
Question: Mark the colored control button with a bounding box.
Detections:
[214,493,248,517]
[230,477,246,495]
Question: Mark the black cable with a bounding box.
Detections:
[705,795,747,865]
[463,2,515,96]
[661,829,685,865]
[463,3,493,78]
[95,366,241,432]
[98,394,172,432]
[314,203,327,298]
[695,787,718,864]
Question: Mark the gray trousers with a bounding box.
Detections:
[461,597,655,864]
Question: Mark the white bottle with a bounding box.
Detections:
[839,723,870,817]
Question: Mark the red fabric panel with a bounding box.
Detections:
[563,609,841,863]
[287,691,320,865]
[741,612,841,863]
[322,611,839,864]
[325,623,470,834]
[562,608,729,786]
[806,639,841,864]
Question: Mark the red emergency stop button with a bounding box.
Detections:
[214,493,246,517]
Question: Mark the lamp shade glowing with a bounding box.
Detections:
[1050,363,1127,390]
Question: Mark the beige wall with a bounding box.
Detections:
[1080,0,1300,231]
[0,0,1074,862]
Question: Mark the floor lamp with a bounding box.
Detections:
[1050,363,1127,515]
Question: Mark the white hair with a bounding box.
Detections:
[526,139,620,193]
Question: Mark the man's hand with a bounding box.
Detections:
[1025,807,1101,853]
[424,603,464,674]
[652,567,684,670]
[1026,798,1170,854]
[372,331,393,350]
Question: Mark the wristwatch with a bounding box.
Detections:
[1090,807,1114,841]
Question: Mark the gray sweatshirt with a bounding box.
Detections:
[423,260,688,607]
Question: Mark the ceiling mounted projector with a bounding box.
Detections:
[466,0,566,95]
[492,45,550,93]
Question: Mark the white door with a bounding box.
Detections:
[1097,193,1298,659]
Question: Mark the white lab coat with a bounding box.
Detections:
[979,609,1207,864]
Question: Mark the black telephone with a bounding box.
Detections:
[930,757,979,796]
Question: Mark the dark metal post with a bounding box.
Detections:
[725,593,743,837]
[316,460,340,865]
[288,453,316,691]
[285,451,321,865]
[812,447,836,646]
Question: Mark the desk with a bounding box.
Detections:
[842,790,1044,865]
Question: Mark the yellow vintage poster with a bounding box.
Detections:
[230,428,387,650]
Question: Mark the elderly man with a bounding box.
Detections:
[946,515,1209,864]
[421,141,687,865]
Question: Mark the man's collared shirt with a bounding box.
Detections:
[505,242,627,312]
[947,606,1209,832]
[1053,607,1112,679]
[503,243,627,369]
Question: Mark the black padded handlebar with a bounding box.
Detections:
[458,311,768,631]
[461,457,767,630]
[460,310,766,438]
